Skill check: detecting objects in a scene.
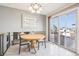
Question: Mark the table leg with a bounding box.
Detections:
[30,40,37,54]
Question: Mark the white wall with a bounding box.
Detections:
[0,6,46,33]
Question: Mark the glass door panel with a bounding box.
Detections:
[50,18,54,42]
[65,11,76,51]
[59,15,66,46]
[50,17,59,44]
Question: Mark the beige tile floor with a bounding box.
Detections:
[5,42,76,56]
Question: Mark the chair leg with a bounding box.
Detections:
[38,41,39,50]
[44,40,46,48]
[34,48,36,54]
[42,41,43,46]
[12,40,14,45]
[28,43,30,52]
[19,44,21,54]
[29,48,30,52]
[19,38,21,54]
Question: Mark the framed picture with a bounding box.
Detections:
[21,14,37,31]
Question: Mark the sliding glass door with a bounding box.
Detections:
[49,10,77,52]
[50,17,59,44]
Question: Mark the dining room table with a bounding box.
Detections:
[20,33,46,53]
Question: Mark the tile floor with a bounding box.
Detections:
[5,42,76,56]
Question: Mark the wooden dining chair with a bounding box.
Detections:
[37,36,46,50]
[19,32,31,54]
[34,32,46,50]
[12,32,19,45]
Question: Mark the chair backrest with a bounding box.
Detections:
[19,32,25,35]
[19,32,29,42]
[24,32,30,34]
[34,32,44,34]
[13,32,19,40]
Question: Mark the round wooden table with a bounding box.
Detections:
[21,34,45,53]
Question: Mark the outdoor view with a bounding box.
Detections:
[50,11,76,51]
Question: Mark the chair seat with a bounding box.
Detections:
[21,41,31,45]
[38,36,45,41]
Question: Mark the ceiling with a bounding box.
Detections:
[0,3,73,15]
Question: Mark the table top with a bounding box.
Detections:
[21,34,45,41]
